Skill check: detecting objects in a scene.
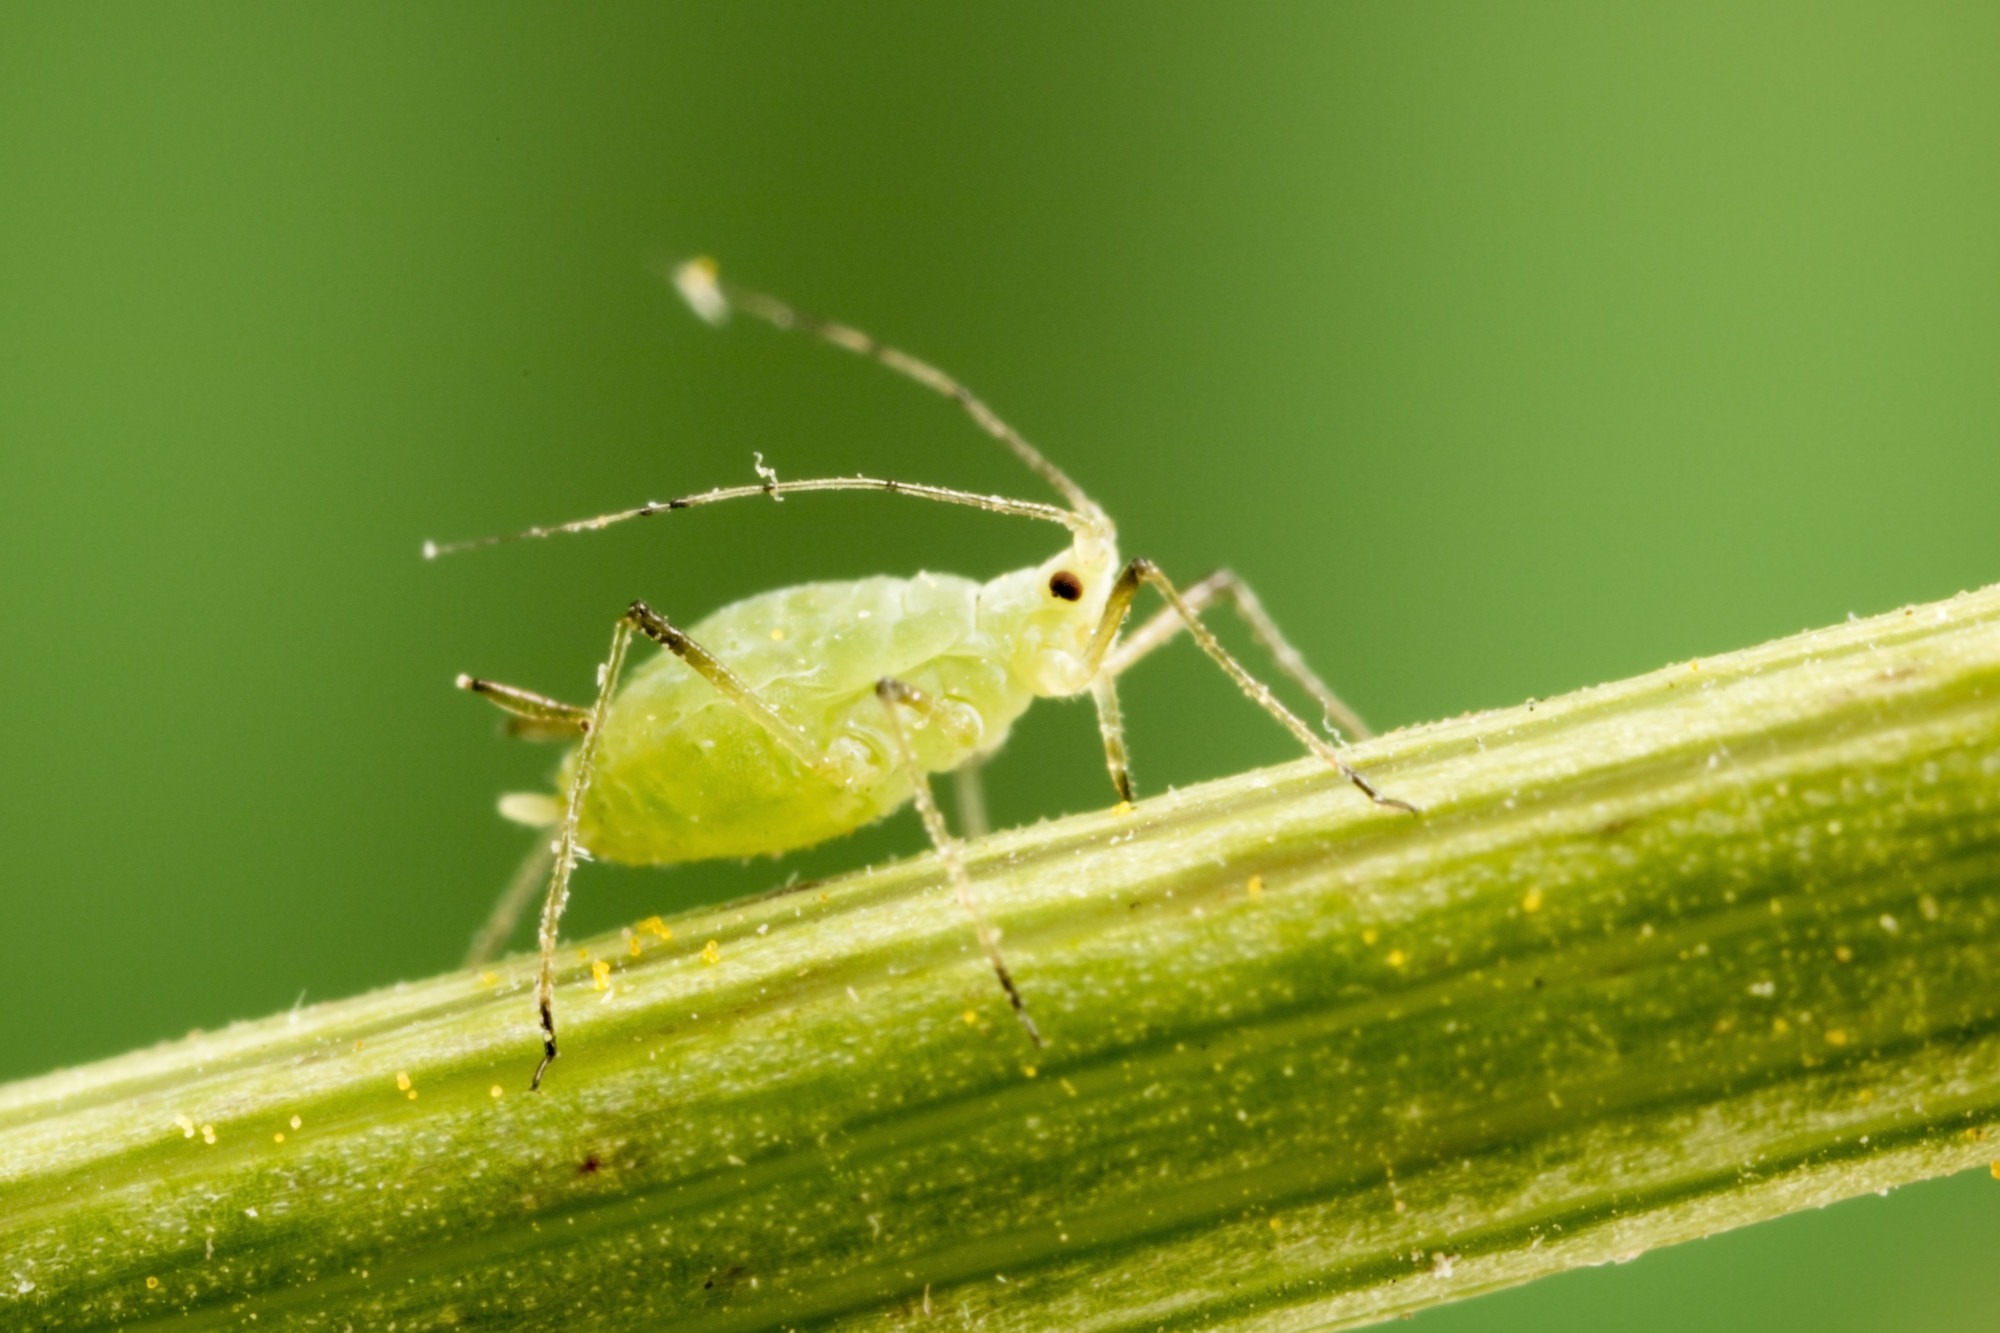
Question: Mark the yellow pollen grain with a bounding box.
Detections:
[701,939,722,966]
[1022,1065,1038,1079]
[1269,1218,1283,1232]
[770,627,786,641]
[1521,887,1544,914]
[273,1132,285,1144]
[963,1009,980,1025]
[146,1276,160,1290]
[407,1089,419,1101]
[1991,1161,2000,1181]
[1835,945,1853,963]
[638,915,673,941]
[628,934,643,958]
[490,1084,505,1099]
[174,1114,196,1139]
[289,1115,302,1130]
[1361,928,1379,946]
[592,959,612,991]
[1825,1029,1849,1047]
[395,1071,412,1092]
[1386,949,1408,968]
[1772,1017,1792,1036]
[476,970,499,988]
[200,1124,217,1145]
[1246,874,1264,899]
[576,947,591,963]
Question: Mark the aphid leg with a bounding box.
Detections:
[456,674,591,742]
[951,755,991,841]
[463,834,556,968]
[531,614,639,1090]
[1083,559,1418,814]
[876,678,1045,1047]
[622,601,850,784]
[1101,569,1374,743]
[1089,673,1136,807]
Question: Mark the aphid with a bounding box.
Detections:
[429,259,1415,1088]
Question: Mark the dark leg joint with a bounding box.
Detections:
[999,965,1046,1048]
[531,1001,558,1091]
[1342,760,1420,815]
[626,600,687,650]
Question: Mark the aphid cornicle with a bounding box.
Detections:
[430,258,1415,1088]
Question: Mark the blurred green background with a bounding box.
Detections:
[3,3,1996,1327]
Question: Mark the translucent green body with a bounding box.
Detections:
[561,572,1042,864]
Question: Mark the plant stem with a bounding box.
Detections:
[7,588,2000,1331]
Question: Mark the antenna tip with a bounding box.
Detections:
[421,539,439,561]
[673,256,730,325]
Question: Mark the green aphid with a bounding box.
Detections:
[429,259,1414,1088]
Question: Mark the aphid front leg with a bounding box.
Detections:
[1088,673,1136,807]
[1101,569,1375,744]
[1083,559,1417,814]
[875,678,1044,1047]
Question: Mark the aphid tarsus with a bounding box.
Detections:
[432,258,1414,1088]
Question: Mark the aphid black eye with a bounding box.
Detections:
[1049,570,1083,601]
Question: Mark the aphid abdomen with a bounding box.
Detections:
[575,696,882,863]
[567,573,1034,865]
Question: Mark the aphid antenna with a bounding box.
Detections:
[422,474,1092,561]
[672,256,1112,532]
[424,259,1119,562]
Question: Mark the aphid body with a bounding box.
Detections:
[557,542,1114,865]
[436,259,1410,1087]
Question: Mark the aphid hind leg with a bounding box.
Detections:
[529,599,859,1089]
[531,613,639,1089]
[457,675,591,741]
[1101,569,1374,744]
[622,600,850,784]
[876,678,1044,1047]
[1084,559,1417,814]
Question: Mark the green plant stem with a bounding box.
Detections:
[7,589,2000,1331]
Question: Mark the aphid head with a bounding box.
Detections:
[984,514,1122,698]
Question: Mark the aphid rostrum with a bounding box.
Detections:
[428,259,1415,1087]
